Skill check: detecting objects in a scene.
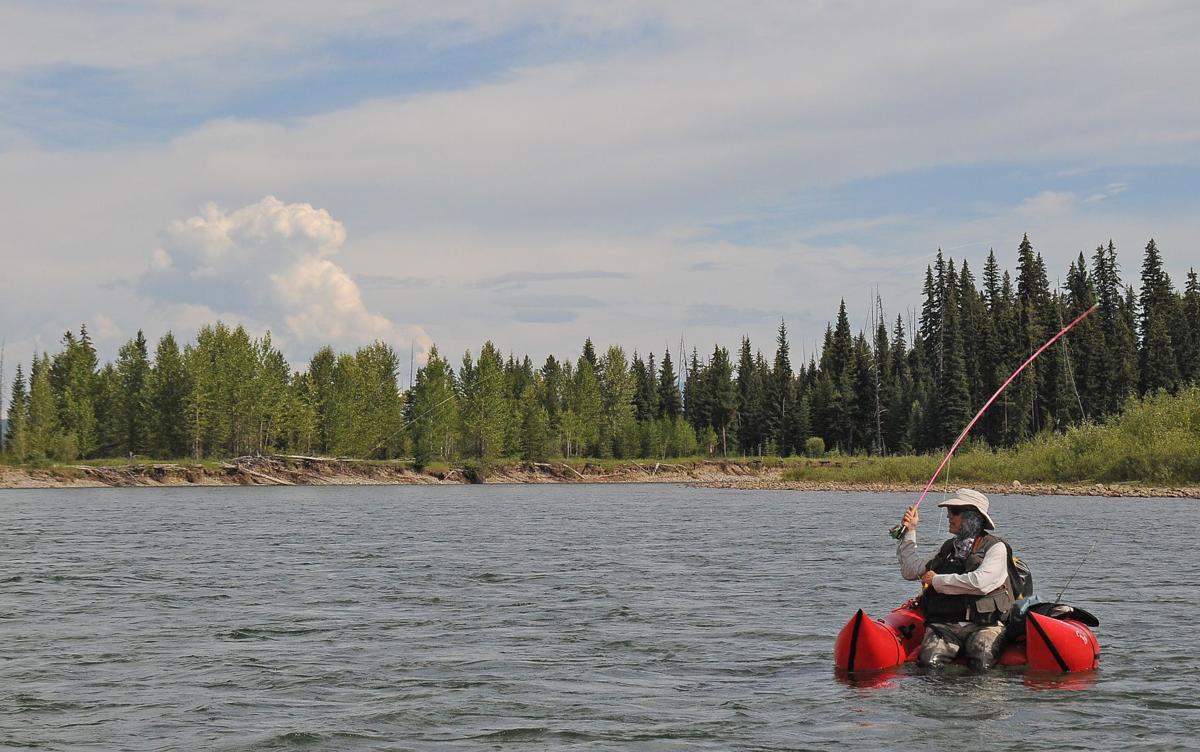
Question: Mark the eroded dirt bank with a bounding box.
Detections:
[1,455,1197,497]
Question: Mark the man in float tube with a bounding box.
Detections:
[897,488,1014,671]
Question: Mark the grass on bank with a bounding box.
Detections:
[782,386,1200,487]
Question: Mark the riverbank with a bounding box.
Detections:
[1,455,1197,497]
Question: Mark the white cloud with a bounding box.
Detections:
[1015,191,1078,217]
[1,2,1199,368]
[142,197,431,361]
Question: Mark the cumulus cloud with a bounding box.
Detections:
[141,196,430,360]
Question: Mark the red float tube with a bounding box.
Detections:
[834,606,1100,673]
[1025,611,1101,673]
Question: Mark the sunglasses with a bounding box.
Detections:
[946,508,965,516]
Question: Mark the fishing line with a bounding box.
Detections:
[1054,537,1099,604]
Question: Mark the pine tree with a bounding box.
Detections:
[706,345,737,455]
[735,338,764,455]
[566,355,602,457]
[936,276,971,445]
[1181,269,1200,383]
[1138,238,1180,393]
[765,320,795,454]
[885,316,913,452]
[50,327,99,457]
[5,364,29,460]
[410,345,458,466]
[27,353,61,459]
[518,381,553,461]
[631,352,657,422]
[458,342,507,462]
[683,348,708,435]
[148,333,190,458]
[112,331,152,456]
[1011,235,1051,438]
[657,350,682,420]
[307,346,337,454]
[581,338,597,369]
[1063,254,1101,422]
[598,345,635,457]
[1090,241,1139,417]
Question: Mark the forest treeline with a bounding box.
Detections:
[3,236,1198,466]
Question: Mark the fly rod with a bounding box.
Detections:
[890,302,1099,539]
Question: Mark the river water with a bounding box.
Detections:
[0,485,1196,750]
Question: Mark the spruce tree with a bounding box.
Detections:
[5,364,29,460]
[765,320,795,454]
[657,350,682,419]
[27,353,60,459]
[1181,269,1200,383]
[936,278,972,446]
[50,327,99,457]
[113,331,152,456]
[1138,238,1180,393]
[1090,241,1139,416]
[410,345,458,466]
[458,342,507,462]
[706,345,737,455]
[1063,254,1101,422]
[735,338,764,455]
[147,333,190,458]
[307,346,337,454]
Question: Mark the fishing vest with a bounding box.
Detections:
[922,533,1015,625]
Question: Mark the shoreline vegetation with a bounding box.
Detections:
[6,376,1197,495]
[1,455,1196,497]
[4,238,1199,495]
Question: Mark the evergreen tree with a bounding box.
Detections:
[1138,238,1180,393]
[149,333,190,458]
[631,352,657,422]
[1181,269,1200,383]
[581,338,597,369]
[307,346,337,454]
[458,342,507,462]
[565,355,602,457]
[518,381,553,461]
[934,277,971,446]
[5,364,29,460]
[50,327,99,457]
[735,338,764,455]
[885,316,913,452]
[410,345,458,466]
[1090,241,1139,417]
[706,345,737,455]
[27,353,61,459]
[683,348,707,435]
[1063,254,1101,422]
[764,320,795,454]
[112,331,152,456]
[598,345,635,457]
[657,350,682,419]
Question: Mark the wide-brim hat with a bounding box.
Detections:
[937,488,995,530]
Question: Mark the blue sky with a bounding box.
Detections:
[1,1,1198,374]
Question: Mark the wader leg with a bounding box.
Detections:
[964,623,1006,672]
[918,623,961,668]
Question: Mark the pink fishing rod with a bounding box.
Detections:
[889,302,1099,539]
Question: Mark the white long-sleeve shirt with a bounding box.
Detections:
[897,529,1008,595]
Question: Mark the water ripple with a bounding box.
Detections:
[1,485,1197,749]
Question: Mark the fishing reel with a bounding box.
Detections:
[888,524,907,540]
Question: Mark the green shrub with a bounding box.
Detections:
[804,436,826,458]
